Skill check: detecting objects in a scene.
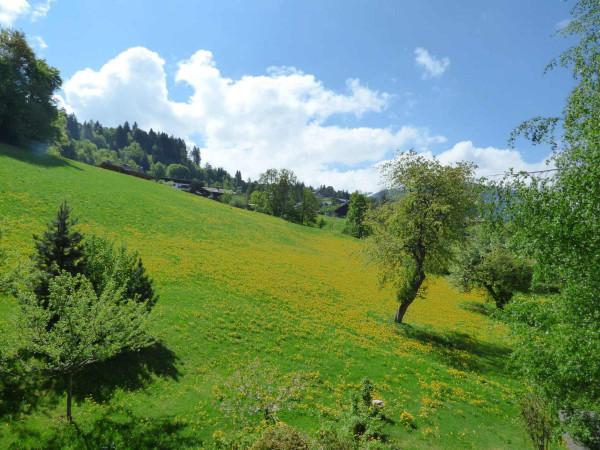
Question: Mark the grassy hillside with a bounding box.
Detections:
[0,145,529,448]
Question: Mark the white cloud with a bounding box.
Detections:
[31,0,54,21]
[61,47,546,192]
[0,0,30,25]
[0,0,54,25]
[435,140,551,177]
[414,47,450,79]
[31,35,47,49]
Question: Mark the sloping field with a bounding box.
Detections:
[0,145,528,448]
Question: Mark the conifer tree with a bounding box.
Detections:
[32,201,85,303]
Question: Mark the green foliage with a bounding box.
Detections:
[257,168,299,218]
[502,0,600,442]
[519,391,556,450]
[299,187,319,225]
[344,192,371,238]
[191,146,201,166]
[249,190,272,214]
[167,163,191,180]
[120,142,149,170]
[150,161,167,180]
[452,228,532,309]
[316,379,395,449]
[367,151,477,322]
[0,29,61,145]
[216,360,306,426]
[250,423,310,450]
[189,178,205,194]
[219,192,233,204]
[31,201,85,303]
[83,235,158,309]
[228,195,247,209]
[0,227,6,293]
[18,272,153,420]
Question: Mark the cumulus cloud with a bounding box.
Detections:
[61,46,545,192]
[414,47,450,79]
[436,140,551,177]
[0,0,30,25]
[0,0,54,25]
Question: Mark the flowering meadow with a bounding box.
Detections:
[0,144,531,448]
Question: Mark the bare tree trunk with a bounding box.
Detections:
[394,270,426,324]
[395,301,412,323]
[66,373,73,422]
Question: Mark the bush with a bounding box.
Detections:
[315,379,394,448]
[215,359,306,426]
[229,196,247,209]
[166,163,190,180]
[563,410,600,450]
[83,235,158,309]
[519,391,555,450]
[250,423,310,450]
[219,193,233,204]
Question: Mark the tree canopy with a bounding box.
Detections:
[344,192,371,238]
[367,152,477,323]
[19,272,153,421]
[501,0,600,445]
[0,29,62,145]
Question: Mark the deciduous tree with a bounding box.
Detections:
[452,228,532,309]
[367,152,477,323]
[0,30,62,145]
[19,272,153,422]
[502,0,600,444]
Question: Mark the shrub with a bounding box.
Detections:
[229,196,247,209]
[166,163,190,180]
[219,193,233,204]
[215,359,306,426]
[316,379,394,448]
[250,423,310,450]
[519,391,555,450]
[83,235,158,309]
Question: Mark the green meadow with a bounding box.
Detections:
[0,144,530,448]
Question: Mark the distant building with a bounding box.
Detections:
[172,182,190,191]
[198,187,232,200]
[99,161,152,180]
[333,203,349,217]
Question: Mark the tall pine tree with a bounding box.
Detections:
[32,201,85,302]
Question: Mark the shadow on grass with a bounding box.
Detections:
[9,406,203,450]
[1,342,179,421]
[73,342,180,403]
[459,300,494,316]
[0,144,82,170]
[0,352,55,420]
[397,324,511,375]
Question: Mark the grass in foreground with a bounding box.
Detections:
[0,145,530,448]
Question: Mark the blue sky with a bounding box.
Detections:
[1,0,575,191]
